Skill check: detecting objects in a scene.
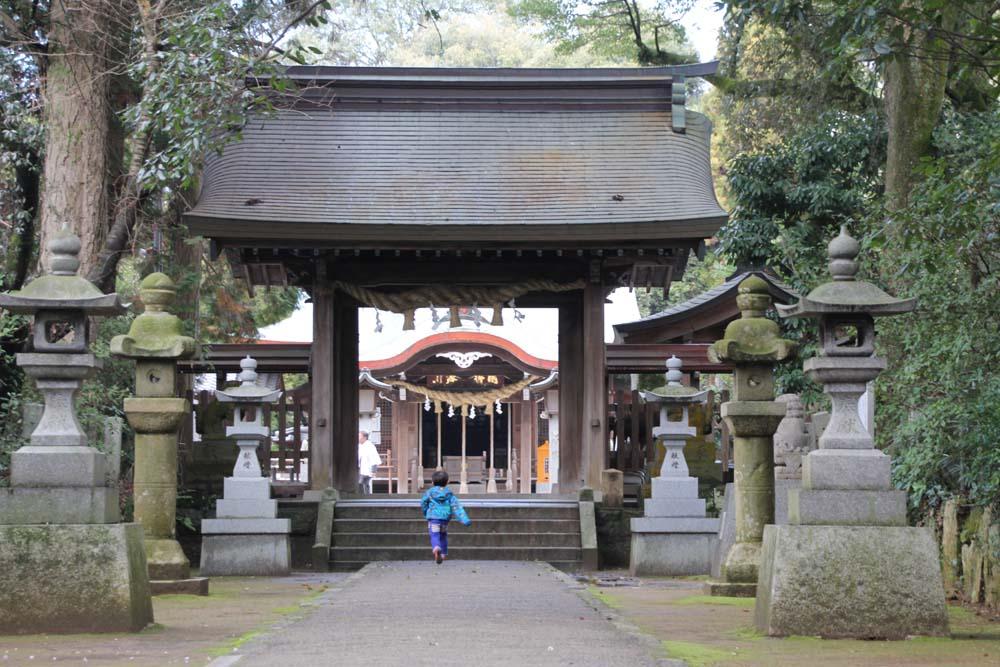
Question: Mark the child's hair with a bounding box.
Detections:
[432,470,449,487]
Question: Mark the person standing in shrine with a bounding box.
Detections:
[357,431,381,494]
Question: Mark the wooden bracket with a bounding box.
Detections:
[671,76,686,134]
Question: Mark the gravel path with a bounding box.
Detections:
[224,561,672,666]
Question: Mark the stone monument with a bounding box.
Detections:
[630,356,719,576]
[772,393,810,524]
[200,356,291,575]
[755,225,949,638]
[111,272,208,595]
[704,277,797,597]
[0,229,153,633]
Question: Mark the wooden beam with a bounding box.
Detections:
[605,343,732,373]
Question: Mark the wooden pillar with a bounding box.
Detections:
[310,283,335,490]
[487,411,497,493]
[519,398,533,494]
[394,401,417,494]
[582,280,606,490]
[505,404,514,492]
[558,293,584,491]
[460,407,469,494]
[436,411,443,470]
[332,296,359,494]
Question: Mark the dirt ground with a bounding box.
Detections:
[0,574,346,667]
[586,574,1000,667]
[3,569,998,667]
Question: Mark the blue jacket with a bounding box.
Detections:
[421,486,471,525]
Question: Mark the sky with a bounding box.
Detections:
[678,0,724,61]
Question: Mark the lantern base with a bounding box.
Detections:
[0,484,120,524]
[11,445,108,487]
[0,523,153,634]
[755,524,949,638]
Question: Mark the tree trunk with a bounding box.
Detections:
[883,14,954,212]
[36,0,126,280]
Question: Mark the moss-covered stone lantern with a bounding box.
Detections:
[111,272,204,594]
[704,275,797,597]
[0,229,153,634]
[755,226,948,639]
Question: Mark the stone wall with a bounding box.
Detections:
[596,505,640,569]
[939,500,1000,610]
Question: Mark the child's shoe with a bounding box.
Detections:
[433,547,443,565]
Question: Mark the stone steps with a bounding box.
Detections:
[327,500,584,571]
[332,531,582,548]
[333,518,580,534]
[335,504,579,521]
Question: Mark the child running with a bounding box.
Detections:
[420,470,471,564]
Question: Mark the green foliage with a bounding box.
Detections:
[719,112,884,280]
[635,248,734,318]
[876,109,1000,510]
[716,112,884,404]
[508,0,697,65]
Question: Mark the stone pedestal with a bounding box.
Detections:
[0,524,153,633]
[756,525,947,638]
[630,358,718,576]
[201,475,291,576]
[755,355,947,636]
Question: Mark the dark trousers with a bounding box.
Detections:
[428,519,449,555]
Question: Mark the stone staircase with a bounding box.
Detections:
[327,497,586,572]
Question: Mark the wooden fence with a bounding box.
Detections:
[606,388,732,477]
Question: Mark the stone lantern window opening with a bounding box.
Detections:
[822,315,875,357]
[35,309,87,351]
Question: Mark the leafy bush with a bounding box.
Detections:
[876,109,1000,510]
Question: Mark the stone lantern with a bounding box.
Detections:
[0,229,153,633]
[704,276,797,597]
[755,226,948,638]
[630,356,719,576]
[111,272,205,594]
[200,356,291,575]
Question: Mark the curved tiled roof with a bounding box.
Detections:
[185,65,726,245]
[614,269,798,339]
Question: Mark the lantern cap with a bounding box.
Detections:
[215,356,282,403]
[709,277,797,364]
[0,228,125,316]
[110,272,197,359]
[641,355,708,404]
[778,226,915,319]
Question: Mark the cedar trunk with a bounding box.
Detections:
[882,17,953,212]
[36,0,125,279]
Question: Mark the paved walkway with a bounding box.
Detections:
[221,561,672,666]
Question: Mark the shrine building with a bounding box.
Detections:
[184,63,727,497]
